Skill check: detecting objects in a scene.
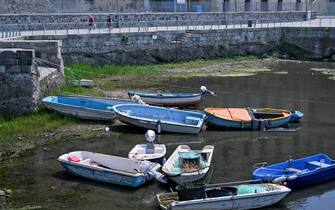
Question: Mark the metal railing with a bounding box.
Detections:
[0,18,334,39]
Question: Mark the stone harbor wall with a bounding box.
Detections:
[23,27,335,65]
[280,27,335,60]
[0,12,315,32]
[0,41,64,116]
[0,49,40,116]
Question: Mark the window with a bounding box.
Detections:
[261,0,268,11]
[223,0,230,12]
[245,0,251,12]
[277,0,283,11]
[295,0,302,11]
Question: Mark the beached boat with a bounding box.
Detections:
[112,104,206,134]
[252,153,335,188]
[128,130,166,164]
[42,95,136,121]
[205,108,298,130]
[58,151,165,188]
[128,86,216,107]
[157,180,291,210]
[162,145,214,184]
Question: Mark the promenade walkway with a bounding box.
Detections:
[0,17,334,40]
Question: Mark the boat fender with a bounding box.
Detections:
[273,176,287,183]
[68,155,80,162]
[156,120,161,134]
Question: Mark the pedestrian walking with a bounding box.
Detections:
[107,15,112,32]
[88,15,94,32]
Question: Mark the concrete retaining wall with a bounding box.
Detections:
[0,12,315,31]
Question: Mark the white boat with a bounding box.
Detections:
[128,86,216,107]
[112,104,206,134]
[42,95,136,121]
[58,151,165,188]
[156,181,291,210]
[162,145,214,184]
[128,130,166,164]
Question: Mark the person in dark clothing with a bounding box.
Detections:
[107,15,112,32]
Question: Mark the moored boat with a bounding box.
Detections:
[205,107,298,130]
[162,145,214,184]
[42,95,136,121]
[252,153,335,188]
[58,151,164,188]
[156,180,291,210]
[128,86,216,107]
[128,130,166,165]
[112,104,206,134]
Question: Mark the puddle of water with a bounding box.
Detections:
[2,60,335,209]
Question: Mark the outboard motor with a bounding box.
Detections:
[139,161,167,183]
[200,86,217,96]
[131,95,146,104]
[145,130,156,154]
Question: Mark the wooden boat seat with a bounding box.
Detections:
[285,167,303,173]
[308,161,331,168]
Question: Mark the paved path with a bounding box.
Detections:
[1,18,334,40]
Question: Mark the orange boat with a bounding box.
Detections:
[204,108,293,130]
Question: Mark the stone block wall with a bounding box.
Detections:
[23,27,283,65]
[0,41,64,116]
[0,49,40,116]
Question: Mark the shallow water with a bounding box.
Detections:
[2,60,335,210]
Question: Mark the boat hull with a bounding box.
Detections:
[43,96,134,121]
[205,108,292,130]
[253,154,335,188]
[165,191,289,210]
[113,104,205,134]
[128,92,202,107]
[117,114,202,134]
[157,183,290,210]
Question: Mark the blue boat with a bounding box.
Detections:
[113,104,206,134]
[252,154,335,188]
[58,151,163,188]
[204,108,300,130]
[43,95,136,121]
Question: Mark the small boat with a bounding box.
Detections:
[112,104,206,134]
[252,153,335,188]
[205,107,297,130]
[162,145,214,184]
[128,130,166,165]
[128,86,216,107]
[58,151,165,188]
[42,95,136,121]
[157,180,291,210]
